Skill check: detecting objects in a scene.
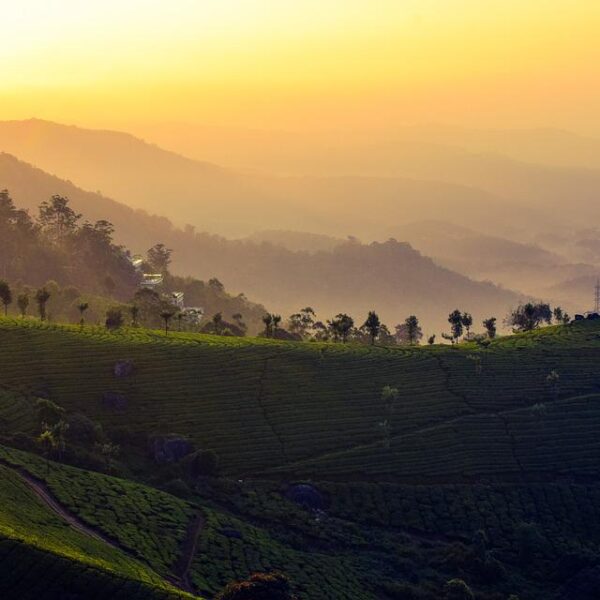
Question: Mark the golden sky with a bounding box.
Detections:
[1,0,599,132]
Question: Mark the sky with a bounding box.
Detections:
[1,0,600,133]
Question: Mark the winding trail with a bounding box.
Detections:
[0,459,203,597]
[174,511,205,593]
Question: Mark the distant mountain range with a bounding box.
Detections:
[0,152,523,332]
[0,118,565,240]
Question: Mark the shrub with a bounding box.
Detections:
[105,307,124,330]
[215,571,296,600]
[443,579,474,600]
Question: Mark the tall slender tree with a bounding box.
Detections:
[362,311,381,345]
[77,302,89,327]
[17,292,29,317]
[0,280,12,315]
[161,310,175,335]
[35,287,51,321]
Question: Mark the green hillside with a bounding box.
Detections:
[1,318,600,599]
[0,317,599,480]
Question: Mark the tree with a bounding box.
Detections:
[38,426,58,475]
[35,398,65,427]
[212,312,224,335]
[105,308,124,330]
[215,572,296,600]
[95,441,120,473]
[146,243,172,274]
[161,310,175,335]
[483,317,497,339]
[362,311,381,345]
[231,313,247,335]
[177,311,184,331]
[288,307,316,338]
[507,302,553,332]
[130,304,140,327]
[208,277,225,292]
[448,309,464,342]
[38,195,81,242]
[396,315,422,344]
[272,314,282,336]
[262,313,273,338]
[17,292,29,317]
[328,313,354,342]
[0,279,12,315]
[553,306,564,323]
[443,578,474,600]
[35,287,51,321]
[77,302,89,327]
[427,334,436,345]
[461,312,473,335]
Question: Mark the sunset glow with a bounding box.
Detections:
[2,0,599,131]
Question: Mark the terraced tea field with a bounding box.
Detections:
[0,319,600,481]
[1,318,600,481]
[0,460,192,599]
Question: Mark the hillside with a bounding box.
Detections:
[0,153,522,332]
[1,317,599,481]
[0,119,553,239]
[1,318,600,598]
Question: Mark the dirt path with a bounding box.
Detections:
[1,459,203,597]
[174,511,205,593]
[10,465,119,546]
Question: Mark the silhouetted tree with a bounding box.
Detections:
[262,313,273,338]
[161,310,175,335]
[77,302,89,327]
[208,277,225,292]
[35,287,51,321]
[362,311,381,345]
[448,309,464,342]
[17,292,29,317]
[427,334,436,345]
[212,312,224,335]
[130,304,140,327]
[38,195,81,242]
[38,426,57,475]
[288,307,316,338]
[328,313,354,342]
[232,313,247,335]
[461,312,473,335]
[272,314,282,335]
[177,311,183,331]
[146,243,172,274]
[0,279,12,315]
[396,315,422,344]
[105,308,124,330]
[483,317,497,339]
[507,302,552,332]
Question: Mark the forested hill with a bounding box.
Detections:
[1,152,522,332]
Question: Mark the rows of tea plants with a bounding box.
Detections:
[190,506,372,600]
[279,393,600,480]
[0,445,196,578]
[1,319,600,478]
[319,480,600,559]
[0,463,190,598]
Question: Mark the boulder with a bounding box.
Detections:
[114,360,134,378]
[285,483,325,510]
[151,436,193,463]
[102,392,128,411]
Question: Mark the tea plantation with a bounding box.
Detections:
[1,318,600,599]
